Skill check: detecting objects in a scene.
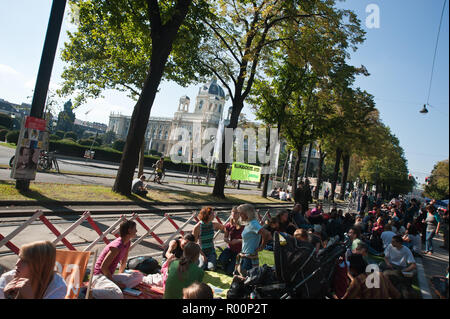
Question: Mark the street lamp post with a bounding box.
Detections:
[15,0,67,191]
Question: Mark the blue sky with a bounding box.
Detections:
[0,0,448,185]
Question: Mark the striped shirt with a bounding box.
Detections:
[199,221,215,255]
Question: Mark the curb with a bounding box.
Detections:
[415,256,433,299]
[0,200,290,207]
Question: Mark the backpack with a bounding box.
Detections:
[127,256,161,275]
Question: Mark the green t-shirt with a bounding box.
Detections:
[163,260,204,299]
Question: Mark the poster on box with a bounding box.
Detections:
[10,116,47,180]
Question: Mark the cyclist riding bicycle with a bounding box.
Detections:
[153,157,164,184]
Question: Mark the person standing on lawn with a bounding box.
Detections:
[235,204,272,275]
[193,206,225,271]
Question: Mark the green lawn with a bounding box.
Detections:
[0,180,287,205]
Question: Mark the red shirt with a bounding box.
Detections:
[225,222,244,253]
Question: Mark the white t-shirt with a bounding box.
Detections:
[279,191,287,201]
[0,270,67,299]
[381,231,396,249]
[384,244,416,268]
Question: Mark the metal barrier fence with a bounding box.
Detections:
[0,207,275,257]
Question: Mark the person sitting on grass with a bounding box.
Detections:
[162,233,196,264]
[308,203,324,225]
[276,210,297,235]
[263,217,279,251]
[193,206,225,271]
[143,232,206,289]
[131,175,148,197]
[164,242,204,299]
[182,282,214,299]
[308,225,324,252]
[402,223,422,256]
[381,224,397,250]
[372,217,385,237]
[218,206,244,275]
[294,228,310,243]
[279,189,287,201]
[0,241,67,299]
[380,235,416,273]
[340,254,401,299]
[91,220,144,299]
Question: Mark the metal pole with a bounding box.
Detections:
[16,0,67,191]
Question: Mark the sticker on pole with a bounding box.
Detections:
[230,162,261,182]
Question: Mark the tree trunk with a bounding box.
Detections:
[339,153,350,200]
[138,139,145,177]
[281,151,289,183]
[261,126,278,198]
[330,147,342,201]
[291,148,303,196]
[314,150,325,200]
[112,2,192,195]
[258,177,263,189]
[262,174,269,198]
[212,99,244,198]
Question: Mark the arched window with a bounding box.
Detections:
[161,144,166,152]
[199,100,203,110]
[155,143,159,151]
[178,147,183,156]
[218,104,222,113]
[164,131,168,139]
[178,135,183,141]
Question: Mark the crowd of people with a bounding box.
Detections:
[0,187,448,299]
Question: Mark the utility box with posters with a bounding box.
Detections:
[10,116,48,181]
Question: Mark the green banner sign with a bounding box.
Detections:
[230,162,261,182]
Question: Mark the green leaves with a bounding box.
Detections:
[424,160,449,200]
[59,0,210,107]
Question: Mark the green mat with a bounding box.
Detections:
[202,249,275,299]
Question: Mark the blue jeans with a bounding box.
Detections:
[199,249,217,271]
[239,256,259,273]
[218,248,238,275]
[425,230,435,252]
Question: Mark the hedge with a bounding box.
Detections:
[49,140,209,173]
[0,129,9,141]
[6,130,19,144]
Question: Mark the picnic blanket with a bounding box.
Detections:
[123,249,276,299]
[123,282,164,299]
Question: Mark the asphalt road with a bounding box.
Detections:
[0,144,261,195]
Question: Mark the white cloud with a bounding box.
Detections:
[0,64,20,77]
[0,64,34,103]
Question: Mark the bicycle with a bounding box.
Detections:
[9,150,59,173]
[148,164,165,184]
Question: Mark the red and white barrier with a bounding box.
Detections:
[0,208,272,257]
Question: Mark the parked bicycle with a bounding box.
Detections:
[9,150,59,173]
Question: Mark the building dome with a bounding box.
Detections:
[199,78,225,98]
